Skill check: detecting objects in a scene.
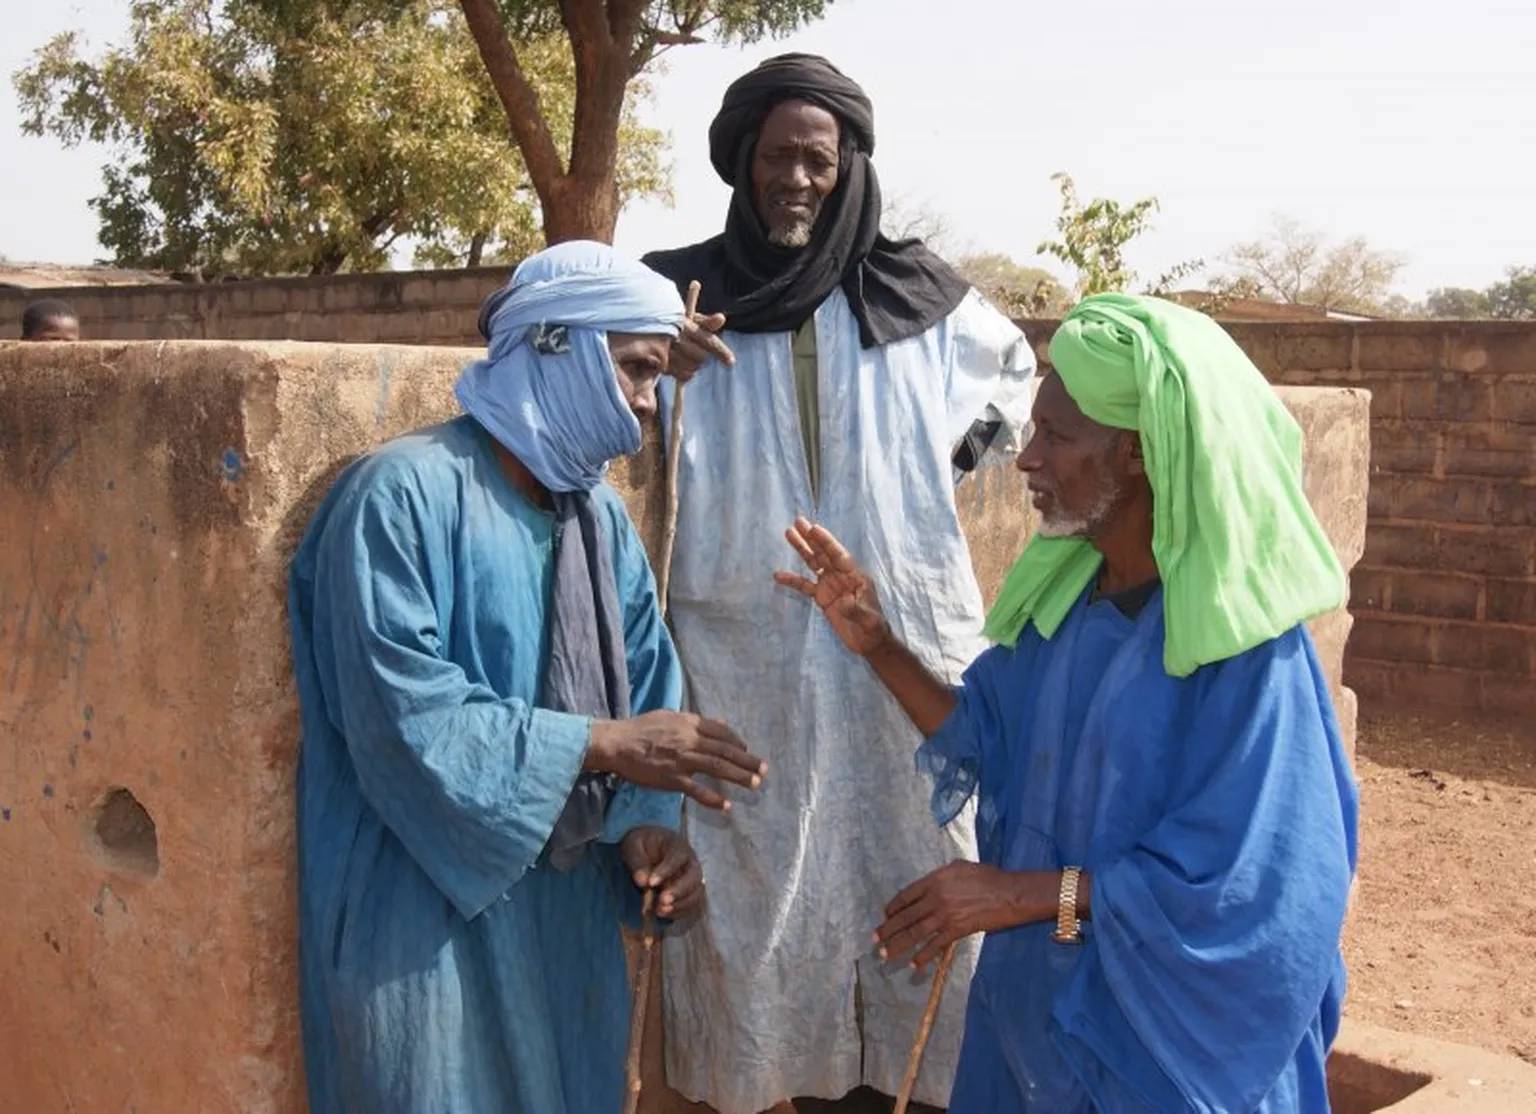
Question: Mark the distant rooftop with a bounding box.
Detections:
[0,261,175,290]
[1166,290,1381,322]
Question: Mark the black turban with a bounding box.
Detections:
[644,53,969,349]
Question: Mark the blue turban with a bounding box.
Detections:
[456,240,686,492]
[455,241,685,869]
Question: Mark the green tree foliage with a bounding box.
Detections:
[1416,267,1535,320]
[1037,173,1202,299]
[1484,265,1536,320]
[1422,286,1491,318]
[13,0,669,275]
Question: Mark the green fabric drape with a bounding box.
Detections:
[983,293,1344,676]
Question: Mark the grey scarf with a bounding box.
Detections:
[543,492,630,870]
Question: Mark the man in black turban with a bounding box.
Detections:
[643,54,1038,1114]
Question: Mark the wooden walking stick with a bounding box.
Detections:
[655,279,701,615]
[892,941,960,1114]
[623,889,658,1114]
[624,279,701,1114]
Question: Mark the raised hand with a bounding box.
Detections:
[774,516,892,657]
[666,311,735,382]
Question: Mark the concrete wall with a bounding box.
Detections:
[6,272,1525,714]
[0,340,1366,1113]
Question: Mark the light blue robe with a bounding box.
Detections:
[922,586,1359,1113]
[287,415,683,1114]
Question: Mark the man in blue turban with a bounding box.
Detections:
[288,241,769,1114]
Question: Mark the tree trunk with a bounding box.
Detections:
[467,231,488,268]
[459,0,643,246]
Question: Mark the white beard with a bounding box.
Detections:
[1035,482,1118,539]
[767,218,814,248]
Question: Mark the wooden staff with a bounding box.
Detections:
[624,279,700,1114]
[655,279,701,615]
[623,889,658,1114]
[892,941,960,1114]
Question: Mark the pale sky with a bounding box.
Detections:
[4,0,1533,297]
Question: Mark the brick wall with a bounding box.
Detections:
[5,273,1532,716]
[0,268,499,345]
[1027,319,1534,717]
[1232,322,1535,718]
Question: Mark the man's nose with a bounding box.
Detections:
[1016,442,1041,473]
[631,386,658,421]
[783,159,812,190]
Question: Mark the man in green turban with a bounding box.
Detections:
[776,293,1361,1112]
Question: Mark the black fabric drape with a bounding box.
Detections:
[644,53,968,350]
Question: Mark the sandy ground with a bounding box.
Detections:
[1343,709,1536,1066]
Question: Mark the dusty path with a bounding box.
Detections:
[1343,709,1536,1066]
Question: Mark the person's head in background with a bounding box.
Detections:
[21,299,80,342]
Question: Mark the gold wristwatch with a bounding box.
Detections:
[1052,866,1085,945]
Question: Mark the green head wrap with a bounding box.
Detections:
[982,293,1345,677]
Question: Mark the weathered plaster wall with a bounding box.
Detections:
[0,341,1365,1113]
[11,272,1516,715]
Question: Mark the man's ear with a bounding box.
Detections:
[1121,431,1146,478]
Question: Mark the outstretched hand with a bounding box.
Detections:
[774,516,891,657]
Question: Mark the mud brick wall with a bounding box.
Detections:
[5,271,1532,715]
[0,268,498,345]
[0,341,1367,1113]
[1237,323,1534,718]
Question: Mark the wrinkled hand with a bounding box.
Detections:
[587,711,768,812]
[875,861,1031,969]
[619,826,704,917]
[667,312,735,382]
[774,516,891,657]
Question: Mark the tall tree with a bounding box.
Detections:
[1216,215,1406,315]
[444,0,831,244]
[13,0,668,275]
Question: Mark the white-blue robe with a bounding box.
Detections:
[660,289,1036,1111]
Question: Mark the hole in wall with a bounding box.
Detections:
[85,787,160,880]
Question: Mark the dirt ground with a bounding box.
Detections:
[1343,708,1536,1066]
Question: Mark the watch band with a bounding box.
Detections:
[1052,866,1085,945]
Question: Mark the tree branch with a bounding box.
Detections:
[458,0,567,200]
[652,28,704,44]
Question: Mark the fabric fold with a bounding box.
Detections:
[984,293,1344,676]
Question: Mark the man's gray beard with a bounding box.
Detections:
[767,219,814,249]
[1035,482,1118,539]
